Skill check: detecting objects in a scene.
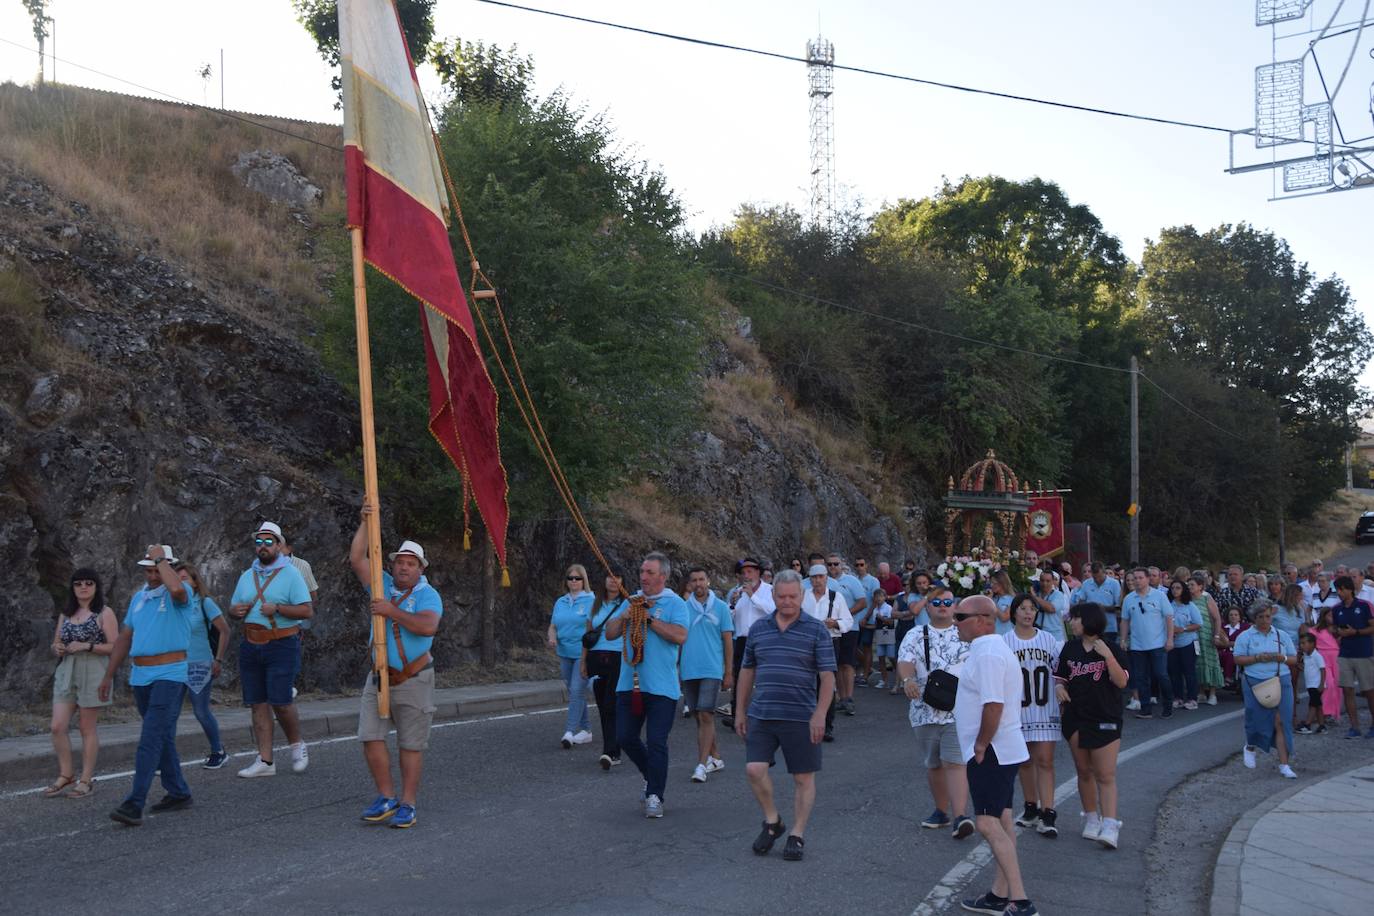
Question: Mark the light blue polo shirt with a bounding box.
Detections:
[230,561,312,629]
[187,595,223,663]
[125,583,195,687]
[616,591,691,699]
[1122,588,1173,650]
[1075,577,1122,633]
[859,573,880,603]
[1233,626,1296,681]
[589,599,627,653]
[838,573,870,625]
[995,593,1015,636]
[680,591,734,681]
[1170,600,1202,648]
[365,571,443,669]
[550,591,595,659]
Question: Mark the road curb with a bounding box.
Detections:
[0,679,569,784]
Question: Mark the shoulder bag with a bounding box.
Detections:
[921,625,959,712]
[581,599,620,650]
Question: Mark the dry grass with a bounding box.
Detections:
[0,83,344,331]
[1283,488,1374,565]
[605,480,722,560]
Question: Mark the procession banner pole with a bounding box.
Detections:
[351,226,390,719]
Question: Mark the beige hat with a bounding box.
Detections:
[137,545,178,567]
[389,540,428,568]
[255,522,284,540]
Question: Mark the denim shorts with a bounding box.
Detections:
[681,678,721,713]
[239,634,300,706]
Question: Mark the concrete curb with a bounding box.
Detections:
[0,678,569,783]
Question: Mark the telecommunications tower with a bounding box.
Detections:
[806,36,835,230]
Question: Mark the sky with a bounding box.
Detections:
[2,1,1371,378]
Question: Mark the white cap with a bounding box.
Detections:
[255,522,283,540]
[137,545,178,567]
[389,540,428,568]
[808,564,827,577]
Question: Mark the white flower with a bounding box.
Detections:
[954,562,965,572]
[936,563,949,577]
[958,575,975,590]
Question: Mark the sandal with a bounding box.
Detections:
[752,817,786,855]
[42,775,76,798]
[66,778,95,798]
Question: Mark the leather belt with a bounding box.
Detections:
[132,650,187,666]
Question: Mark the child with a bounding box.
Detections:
[870,589,896,689]
[1296,632,1326,734]
[1219,606,1248,687]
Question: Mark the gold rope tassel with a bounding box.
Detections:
[463,528,472,551]
[501,566,511,588]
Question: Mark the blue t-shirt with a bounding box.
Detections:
[1332,600,1374,658]
[1233,626,1296,680]
[125,583,195,687]
[230,562,312,629]
[550,591,595,659]
[367,572,443,670]
[743,613,837,722]
[1170,600,1202,648]
[1122,589,1173,650]
[858,573,880,603]
[1075,577,1122,633]
[187,595,223,663]
[1271,605,1304,645]
[836,574,868,619]
[906,592,932,627]
[680,592,735,681]
[994,593,1015,636]
[616,592,691,699]
[589,599,627,653]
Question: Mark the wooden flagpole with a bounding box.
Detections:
[351,226,390,719]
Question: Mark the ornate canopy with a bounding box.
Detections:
[944,450,1032,556]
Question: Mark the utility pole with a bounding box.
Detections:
[1129,356,1139,564]
[220,49,225,109]
[45,17,55,83]
[1275,414,1286,567]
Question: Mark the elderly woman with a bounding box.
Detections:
[548,563,596,749]
[1233,600,1298,779]
[46,569,120,798]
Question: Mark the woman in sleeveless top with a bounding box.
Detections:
[47,568,119,798]
[176,560,231,768]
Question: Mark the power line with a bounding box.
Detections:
[473,0,1371,150]
[0,36,343,153]
[1137,370,1245,441]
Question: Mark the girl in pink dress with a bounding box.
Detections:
[1310,608,1342,724]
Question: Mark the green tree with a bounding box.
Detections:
[293,0,437,101]
[428,38,533,110]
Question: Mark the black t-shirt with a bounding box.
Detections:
[1055,638,1127,724]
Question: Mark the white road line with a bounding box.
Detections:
[0,704,568,801]
[909,709,1245,916]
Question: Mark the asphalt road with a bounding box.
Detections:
[1,683,1328,916]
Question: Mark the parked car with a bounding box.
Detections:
[1357,511,1374,544]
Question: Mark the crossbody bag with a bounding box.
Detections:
[921,625,959,712]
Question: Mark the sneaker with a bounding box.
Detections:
[1081,811,1102,840]
[389,803,417,828]
[1206,694,1218,706]
[203,750,228,770]
[782,835,805,861]
[873,679,887,689]
[1242,745,1256,768]
[570,730,593,745]
[1315,725,1327,734]
[1015,801,1040,829]
[1345,728,1361,739]
[960,891,1009,914]
[921,809,950,829]
[752,817,786,854]
[1126,698,1141,711]
[1036,808,1058,838]
[1172,699,1183,710]
[1097,817,1121,850]
[109,800,143,826]
[361,795,399,822]
[644,794,664,818]
[691,764,708,783]
[715,702,732,716]
[598,754,616,770]
[1184,700,1199,711]
[1295,724,1312,735]
[290,742,309,773]
[1278,764,1298,779]
[952,816,975,840]
[1005,900,1040,915]
[855,675,868,686]
[705,756,725,774]
[823,728,835,743]
[682,706,692,717]
[237,756,275,778]
[843,698,856,717]
[149,794,193,813]
[560,731,574,749]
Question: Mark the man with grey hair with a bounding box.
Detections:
[605,552,689,818]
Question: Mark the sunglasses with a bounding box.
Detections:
[856,562,866,567]
[254,537,277,546]
[953,611,991,621]
[566,576,583,581]
[928,597,955,607]
[73,579,96,588]
[826,562,840,567]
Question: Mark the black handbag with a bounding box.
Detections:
[922,625,959,712]
[581,600,621,650]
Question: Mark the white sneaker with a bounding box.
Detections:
[644,794,664,818]
[705,756,725,774]
[1081,811,1102,840]
[1184,700,1199,711]
[291,742,309,773]
[570,730,593,745]
[560,731,574,749]
[1242,745,1256,769]
[873,679,886,689]
[691,764,708,783]
[1206,694,1218,706]
[1126,698,1141,711]
[1097,817,1121,849]
[237,756,275,778]
[1278,764,1297,779]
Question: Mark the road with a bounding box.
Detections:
[0,684,1327,916]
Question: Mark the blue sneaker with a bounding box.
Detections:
[1345,728,1361,739]
[361,795,399,823]
[921,809,951,829]
[390,803,417,828]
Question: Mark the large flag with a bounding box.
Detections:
[339,0,508,567]
[1025,494,1065,559]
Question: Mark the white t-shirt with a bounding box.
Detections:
[733,582,775,636]
[1302,650,1326,690]
[802,588,852,639]
[954,634,1030,765]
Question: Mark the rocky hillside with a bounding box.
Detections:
[0,84,920,708]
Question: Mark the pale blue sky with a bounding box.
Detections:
[2,1,1371,379]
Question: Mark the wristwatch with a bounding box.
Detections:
[900,676,915,687]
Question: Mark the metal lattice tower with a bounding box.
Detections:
[806,36,835,231]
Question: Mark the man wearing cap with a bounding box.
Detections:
[99,544,197,826]
[228,522,313,778]
[802,564,853,742]
[349,506,443,828]
[723,557,774,724]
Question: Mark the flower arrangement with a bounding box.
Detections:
[936,547,1037,598]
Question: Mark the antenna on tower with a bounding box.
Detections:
[806,35,835,232]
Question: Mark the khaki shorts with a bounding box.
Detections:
[1338,656,1374,691]
[358,667,437,751]
[53,652,111,708]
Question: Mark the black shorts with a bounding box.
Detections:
[1306,687,1323,706]
[1062,709,1123,750]
[745,717,822,774]
[836,631,860,667]
[966,745,1019,816]
[859,628,875,647]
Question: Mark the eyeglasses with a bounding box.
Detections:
[566,576,583,582]
[953,611,991,621]
[928,597,955,607]
[73,580,95,588]
[254,537,277,546]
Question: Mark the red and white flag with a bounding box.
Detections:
[339,0,508,567]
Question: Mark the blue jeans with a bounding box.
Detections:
[1242,674,1294,754]
[187,662,223,753]
[1168,646,1198,703]
[126,680,190,810]
[616,691,676,800]
[559,656,592,734]
[1129,647,1172,715]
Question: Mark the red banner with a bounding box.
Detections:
[1025,495,1065,558]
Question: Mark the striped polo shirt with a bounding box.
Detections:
[742,613,837,722]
